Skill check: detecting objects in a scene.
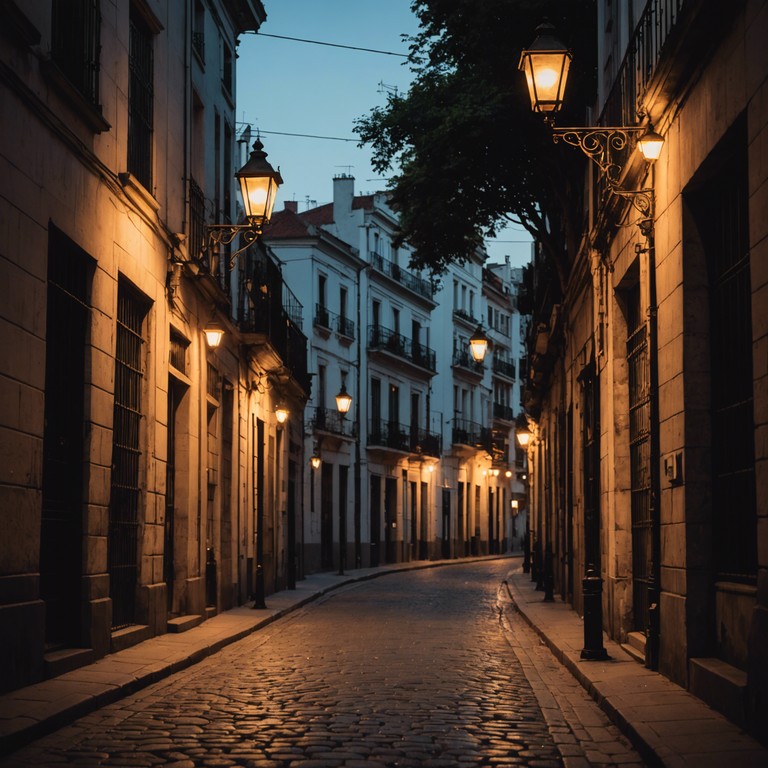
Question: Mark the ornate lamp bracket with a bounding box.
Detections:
[552,126,654,236]
[203,223,260,270]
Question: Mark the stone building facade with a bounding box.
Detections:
[0,0,308,694]
[522,0,768,740]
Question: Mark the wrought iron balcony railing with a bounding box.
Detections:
[368,420,441,456]
[314,304,355,339]
[602,0,686,128]
[370,252,434,300]
[493,402,516,422]
[368,325,436,372]
[492,357,516,379]
[306,406,355,438]
[452,308,477,325]
[452,349,484,376]
[452,419,488,450]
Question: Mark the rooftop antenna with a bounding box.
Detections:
[378,80,399,97]
[335,165,354,177]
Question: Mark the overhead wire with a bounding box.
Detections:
[247,31,409,58]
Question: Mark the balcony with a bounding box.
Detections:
[492,357,516,380]
[370,252,434,302]
[493,402,515,423]
[452,349,484,378]
[452,308,478,327]
[451,419,490,452]
[368,325,436,375]
[238,251,310,398]
[306,406,355,439]
[368,420,441,457]
[314,304,355,341]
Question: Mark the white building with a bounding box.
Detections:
[266,176,530,569]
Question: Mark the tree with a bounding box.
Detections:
[355,0,596,288]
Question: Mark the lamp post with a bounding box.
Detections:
[335,380,352,575]
[520,24,663,660]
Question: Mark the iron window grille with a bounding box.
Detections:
[52,0,101,104]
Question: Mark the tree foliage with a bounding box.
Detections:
[355,0,596,286]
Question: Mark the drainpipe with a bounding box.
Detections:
[646,197,661,671]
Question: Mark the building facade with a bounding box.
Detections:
[266,176,529,572]
[521,0,768,740]
[0,0,308,694]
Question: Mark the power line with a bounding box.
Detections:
[237,124,356,143]
[248,31,408,58]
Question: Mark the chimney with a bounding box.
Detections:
[333,174,355,221]
[284,200,298,213]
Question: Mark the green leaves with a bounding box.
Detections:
[355,0,596,284]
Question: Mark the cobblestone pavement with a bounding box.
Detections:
[1,561,646,767]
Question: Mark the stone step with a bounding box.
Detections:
[44,647,95,678]
[622,631,646,664]
[167,614,203,633]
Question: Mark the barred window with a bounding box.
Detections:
[128,5,154,190]
[52,0,101,104]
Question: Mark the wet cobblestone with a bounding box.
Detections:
[0,562,644,767]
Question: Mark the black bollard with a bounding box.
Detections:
[535,539,545,591]
[205,547,217,607]
[522,534,531,573]
[581,564,608,660]
[543,542,555,602]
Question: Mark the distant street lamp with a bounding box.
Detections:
[335,382,353,415]
[469,324,489,362]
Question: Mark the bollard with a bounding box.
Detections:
[543,542,555,602]
[535,539,545,591]
[581,564,608,660]
[522,528,531,573]
[205,546,217,607]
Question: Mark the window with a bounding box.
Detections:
[128,5,154,190]
[317,364,326,409]
[192,0,205,62]
[52,0,101,104]
[109,281,149,629]
[318,274,327,308]
[339,286,348,320]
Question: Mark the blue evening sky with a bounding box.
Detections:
[236,0,532,267]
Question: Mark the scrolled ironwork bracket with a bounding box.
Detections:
[552,126,653,236]
[203,223,260,270]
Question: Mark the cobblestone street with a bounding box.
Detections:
[1,561,645,767]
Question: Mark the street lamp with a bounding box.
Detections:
[204,321,225,348]
[275,404,289,425]
[518,22,572,116]
[202,137,283,270]
[520,24,664,234]
[469,324,489,363]
[516,413,532,449]
[335,382,352,415]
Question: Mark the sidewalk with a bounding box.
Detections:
[1,556,766,767]
[504,565,768,768]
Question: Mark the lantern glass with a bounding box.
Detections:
[204,322,224,348]
[637,125,664,160]
[519,25,572,114]
[516,429,532,448]
[310,454,321,470]
[235,139,283,225]
[469,325,488,362]
[275,405,289,424]
[335,384,352,414]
